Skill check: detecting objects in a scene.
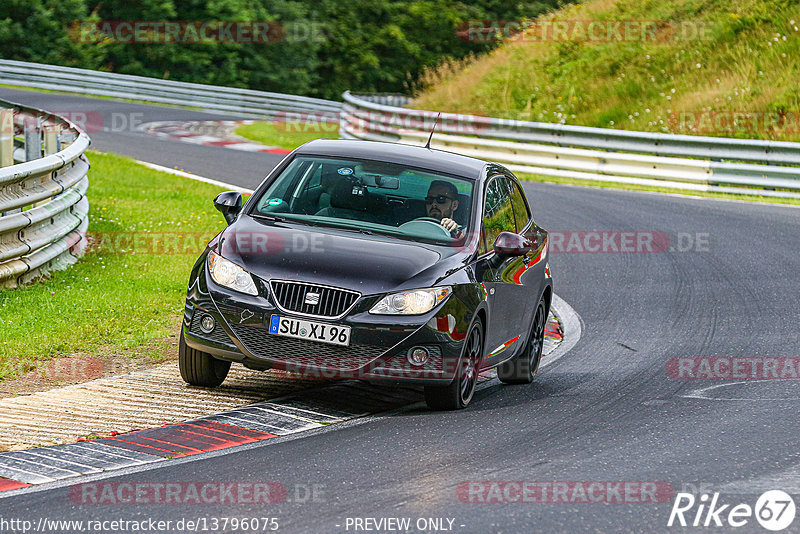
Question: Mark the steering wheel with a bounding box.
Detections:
[398,217,453,238]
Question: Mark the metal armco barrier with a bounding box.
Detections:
[340,92,800,199]
[0,99,90,287]
[0,59,341,117]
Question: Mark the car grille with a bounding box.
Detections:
[189,312,236,348]
[230,324,382,371]
[270,280,360,318]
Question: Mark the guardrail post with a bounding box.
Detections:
[24,115,41,162]
[43,123,59,156]
[0,108,12,167]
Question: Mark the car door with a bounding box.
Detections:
[505,173,547,325]
[478,176,527,363]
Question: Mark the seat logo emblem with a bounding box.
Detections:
[304,292,320,305]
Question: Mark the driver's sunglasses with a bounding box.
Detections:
[425,195,455,205]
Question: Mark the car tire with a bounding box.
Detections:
[179,330,231,387]
[424,320,483,410]
[497,299,546,385]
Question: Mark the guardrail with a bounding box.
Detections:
[0,99,90,288]
[0,59,341,118]
[340,92,800,199]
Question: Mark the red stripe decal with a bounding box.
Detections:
[182,424,266,443]
[100,422,277,458]
[100,438,177,457]
[142,427,254,452]
[513,266,526,284]
[131,436,205,455]
[0,478,30,492]
[186,420,275,439]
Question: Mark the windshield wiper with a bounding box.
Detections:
[250,213,287,222]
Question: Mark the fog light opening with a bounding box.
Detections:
[200,315,216,333]
[407,347,430,366]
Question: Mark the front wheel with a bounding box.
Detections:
[497,299,546,384]
[179,330,231,387]
[424,320,483,410]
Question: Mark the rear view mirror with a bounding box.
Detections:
[361,173,400,189]
[214,191,243,225]
[493,231,532,256]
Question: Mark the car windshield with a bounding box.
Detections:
[250,155,475,246]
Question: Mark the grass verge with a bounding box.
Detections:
[235,121,338,150]
[413,0,800,142]
[0,151,229,380]
[517,172,800,206]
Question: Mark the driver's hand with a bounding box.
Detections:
[440,218,458,233]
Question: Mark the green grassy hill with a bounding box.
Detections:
[413,0,800,141]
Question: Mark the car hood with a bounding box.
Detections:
[212,217,468,295]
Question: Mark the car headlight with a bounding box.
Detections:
[207,250,258,296]
[370,287,451,315]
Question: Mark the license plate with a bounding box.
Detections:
[268,315,351,346]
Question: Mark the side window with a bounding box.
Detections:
[508,178,530,232]
[307,164,322,187]
[482,177,515,253]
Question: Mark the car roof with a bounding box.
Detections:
[294,139,488,180]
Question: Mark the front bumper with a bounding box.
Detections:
[184,271,475,385]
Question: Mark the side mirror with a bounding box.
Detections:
[493,231,532,256]
[214,191,243,225]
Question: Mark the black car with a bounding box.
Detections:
[180,139,553,409]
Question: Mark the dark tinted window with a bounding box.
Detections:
[508,178,530,232]
[251,155,474,246]
[482,177,515,253]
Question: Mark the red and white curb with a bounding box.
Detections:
[0,384,416,489]
[140,120,291,154]
[0,305,575,494]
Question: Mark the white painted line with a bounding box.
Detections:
[237,405,326,424]
[20,450,102,473]
[717,464,800,494]
[529,180,800,210]
[258,402,351,421]
[134,160,254,195]
[681,380,800,401]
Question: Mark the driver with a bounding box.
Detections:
[425,180,463,237]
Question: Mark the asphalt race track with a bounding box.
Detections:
[2,89,800,533]
[0,87,285,190]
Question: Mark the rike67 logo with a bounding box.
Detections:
[668,490,796,530]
